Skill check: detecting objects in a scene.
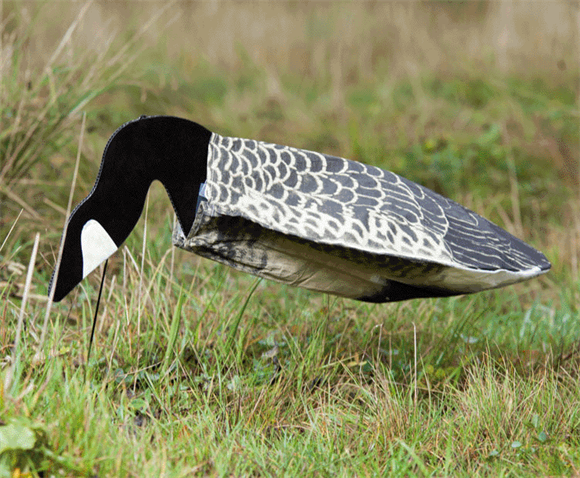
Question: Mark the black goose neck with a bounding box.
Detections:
[105,116,212,235]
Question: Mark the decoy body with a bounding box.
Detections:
[50,115,550,303]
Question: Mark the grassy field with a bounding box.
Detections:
[1,2,579,476]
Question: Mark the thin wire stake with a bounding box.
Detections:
[86,259,108,380]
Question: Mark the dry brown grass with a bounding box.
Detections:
[14,2,578,82]
[13,1,576,180]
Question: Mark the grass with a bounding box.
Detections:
[1,2,579,477]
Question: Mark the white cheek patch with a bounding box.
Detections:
[80,219,118,278]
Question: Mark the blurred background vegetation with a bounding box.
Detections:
[0,2,579,475]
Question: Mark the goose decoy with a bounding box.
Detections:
[49,115,550,303]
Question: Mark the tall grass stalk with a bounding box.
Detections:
[38,113,86,359]
[4,232,39,394]
[0,1,173,198]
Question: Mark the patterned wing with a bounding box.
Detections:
[204,134,548,275]
[183,132,549,301]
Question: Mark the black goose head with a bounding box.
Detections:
[50,115,212,302]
